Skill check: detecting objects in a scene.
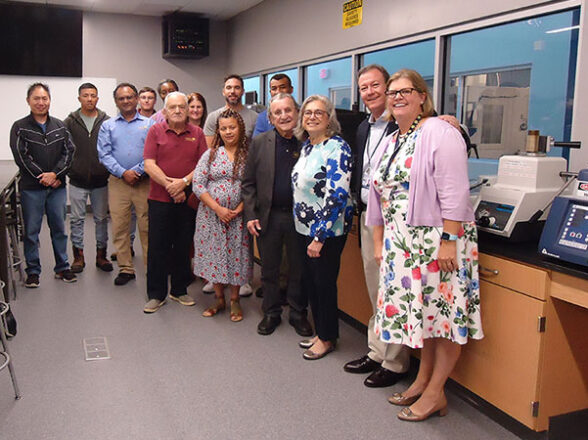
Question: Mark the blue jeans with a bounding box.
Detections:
[21,188,69,275]
[69,184,109,249]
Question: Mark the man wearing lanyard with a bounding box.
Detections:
[344,65,410,387]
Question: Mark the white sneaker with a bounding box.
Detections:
[239,283,253,297]
[202,281,214,293]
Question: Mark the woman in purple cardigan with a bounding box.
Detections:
[366,69,483,422]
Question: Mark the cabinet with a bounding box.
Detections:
[451,253,588,431]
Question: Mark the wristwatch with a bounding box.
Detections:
[182,177,189,186]
[441,232,458,241]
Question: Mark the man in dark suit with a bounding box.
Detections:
[344,65,410,387]
[242,93,312,336]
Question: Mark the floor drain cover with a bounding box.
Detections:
[83,337,111,361]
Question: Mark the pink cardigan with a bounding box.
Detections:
[366,117,474,227]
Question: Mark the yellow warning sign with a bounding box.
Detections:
[342,0,362,29]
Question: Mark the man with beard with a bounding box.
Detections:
[243,93,312,336]
[203,74,258,147]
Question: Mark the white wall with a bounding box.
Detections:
[83,12,228,110]
[228,0,588,172]
[227,0,548,74]
[1,11,229,160]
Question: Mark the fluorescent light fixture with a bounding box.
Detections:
[546,25,580,34]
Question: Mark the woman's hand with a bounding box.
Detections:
[307,240,323,258]
[215,206,233,224]
[373,225,384,265]
[438,240,458,272]
[374,241,383,265]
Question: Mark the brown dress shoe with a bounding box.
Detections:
[71,246,85,273]
[96,248,113,272]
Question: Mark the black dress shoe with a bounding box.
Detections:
[289,316,313,337]
[343,355,381,374]
[364,366,406,388]
[257,315,281,335]
[114,272,136,286]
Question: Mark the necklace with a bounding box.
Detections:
[382,114,422,181]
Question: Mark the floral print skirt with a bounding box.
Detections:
[372,130,483,349]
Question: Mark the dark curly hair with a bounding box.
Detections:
[209,109,249,179]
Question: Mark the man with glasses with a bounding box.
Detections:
[98,83,154,286]
[243,93,312,336]
[252,73,294,138]
[10,83,77,287]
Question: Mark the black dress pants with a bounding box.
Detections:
[298,233,347,341]
[147,199,196,301]
[258,209,307,319]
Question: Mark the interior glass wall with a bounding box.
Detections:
[305,57,352,109]
[243,76,261,105]
[362,39,436,110]
[445,9,580,160]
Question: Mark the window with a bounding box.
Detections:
[305,57,352,109]
[265,68,298,104]
[243,76,261,105]
[444,9,580,159]
[362,39,436,107]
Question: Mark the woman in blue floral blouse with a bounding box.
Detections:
[291,95,354,360]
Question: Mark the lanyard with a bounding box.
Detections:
[381,114,421,181]
[365,123,388,167]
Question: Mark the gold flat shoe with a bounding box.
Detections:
[388,392,421,406]
[397,404,448,422]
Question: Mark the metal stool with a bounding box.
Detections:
[0,293,21,399]
[4,206,25,300]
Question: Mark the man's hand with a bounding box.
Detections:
[122,170,140,186]
[172,192,186,204]
[438,114,461,130]
[247,219,261,237]
[50,179,61,188]
[165,177,187,198]
[37,172,57,187]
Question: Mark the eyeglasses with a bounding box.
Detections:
[303,109,327,119]
[385,88,418,98]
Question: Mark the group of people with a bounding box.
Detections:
[9,65,483,422]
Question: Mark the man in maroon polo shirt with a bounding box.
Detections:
[142,92,207,313]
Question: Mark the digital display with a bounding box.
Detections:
[557,204,588,251]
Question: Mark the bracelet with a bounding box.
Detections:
[182,177,189,186]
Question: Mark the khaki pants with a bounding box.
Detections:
[360,211,409,373]
[108,175,149,274]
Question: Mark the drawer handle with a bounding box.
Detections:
[479,266,499,276]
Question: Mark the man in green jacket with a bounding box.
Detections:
[64,83,113,273]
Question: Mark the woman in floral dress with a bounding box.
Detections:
[366,69,483,421]
[193,109,252,322]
